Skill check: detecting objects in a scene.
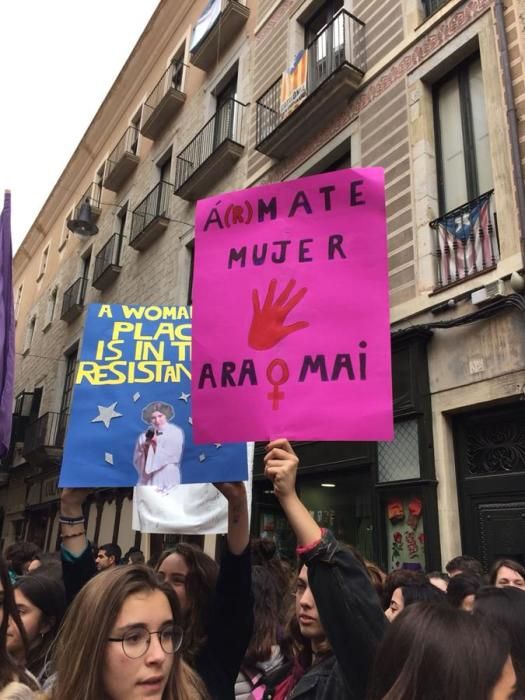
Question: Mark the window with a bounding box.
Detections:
[44,287,58,330]
[58,348,78,441]
[171,44,186,92]
[434,55,493,214]
[158,148,173,183]
[81,250,91,285]
[37,245,50,281]
[94,165,105,205]
[14,284,23,320]
[130,109,141,155]
[423,0,449,17]
[187,241,195,305]
[214,72,238,148]
[23,316,36,354]
[59,212,72,250]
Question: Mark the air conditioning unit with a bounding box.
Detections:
[471,280,505,306]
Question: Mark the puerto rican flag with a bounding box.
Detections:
[436,193,497,286]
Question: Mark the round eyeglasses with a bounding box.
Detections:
[107,624,183,659]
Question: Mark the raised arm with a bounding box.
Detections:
[265,439,386,696]
[59,488,96,603]
[264,439,321,546]
[196,482,253,698]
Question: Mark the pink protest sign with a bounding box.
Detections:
[192,168,393,443]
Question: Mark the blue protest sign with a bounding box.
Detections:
[59,304,248,488]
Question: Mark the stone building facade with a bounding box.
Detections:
[2,0,525,570]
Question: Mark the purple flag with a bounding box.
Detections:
[0,191,15,458]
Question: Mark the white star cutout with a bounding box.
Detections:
[179,392,191,403]
[92,402,123,429]
[214,443,222,449]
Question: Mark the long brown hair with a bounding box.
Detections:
[49,565,208,700]
[156,544,218,662]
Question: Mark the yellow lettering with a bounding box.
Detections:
[112,321,135,340]
[98,305,113,318]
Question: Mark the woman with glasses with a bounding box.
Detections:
[45,565,207,700]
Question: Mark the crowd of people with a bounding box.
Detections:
[0,439,524,699]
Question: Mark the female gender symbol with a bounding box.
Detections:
[266,359,290,410]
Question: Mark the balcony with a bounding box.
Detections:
[255,10,366,159]
[430,190,499,290]
[174,98,246,200]
[189,1,250,73]
[93,233,123,290]
[422,0,449,17]
[103,126,140,192]
[130,181,172,250]
[23,412,68,466]
[61,276,87,322]
[141,62,187,140]
[73,182,102,221]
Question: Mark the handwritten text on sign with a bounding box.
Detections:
[192,168,393,443]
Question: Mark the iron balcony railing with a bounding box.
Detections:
[130,180,172,245]
[105,126,139,177]
[23,412,69,455]
[430,190,499,289]
[94,233,123,283]
[61,276,87,318]
[175,98,246,191]
[422,0,449,17]
[143,61,186,116]
[74,182,102,219]
[256,10,365,146]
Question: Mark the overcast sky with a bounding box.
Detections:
[0,1,160,251]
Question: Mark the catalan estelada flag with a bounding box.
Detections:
[280,49,308,117]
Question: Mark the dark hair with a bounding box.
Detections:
[399,582,447,608]
[156,543,219,662]
[489,558,525,586]
[142,401,174,423]
[445,555,484,577]
[4,542,41,577]
[0,555,37,690]
[14,574,67,678]
[128,551,145,565]
[366,561,386,600]
[251,538,293,624]
[475,586,525,695]
[368,602,511,700]
[446,573,483,608]
[28,552,62,581]
[244,566,284,666]
[98,543,122,563]
[382,570,428,610]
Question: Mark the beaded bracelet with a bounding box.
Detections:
[60,530,86,540]
[59,514,85,525]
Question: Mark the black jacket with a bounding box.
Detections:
[286,531,386,700]
[61,543,253,700]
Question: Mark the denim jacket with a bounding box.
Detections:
[286,531,386,700]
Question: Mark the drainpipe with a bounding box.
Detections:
[493,0,525,269]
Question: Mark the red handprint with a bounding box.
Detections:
[248,279,309,350]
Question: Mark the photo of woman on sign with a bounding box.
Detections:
[133,401,185,492]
